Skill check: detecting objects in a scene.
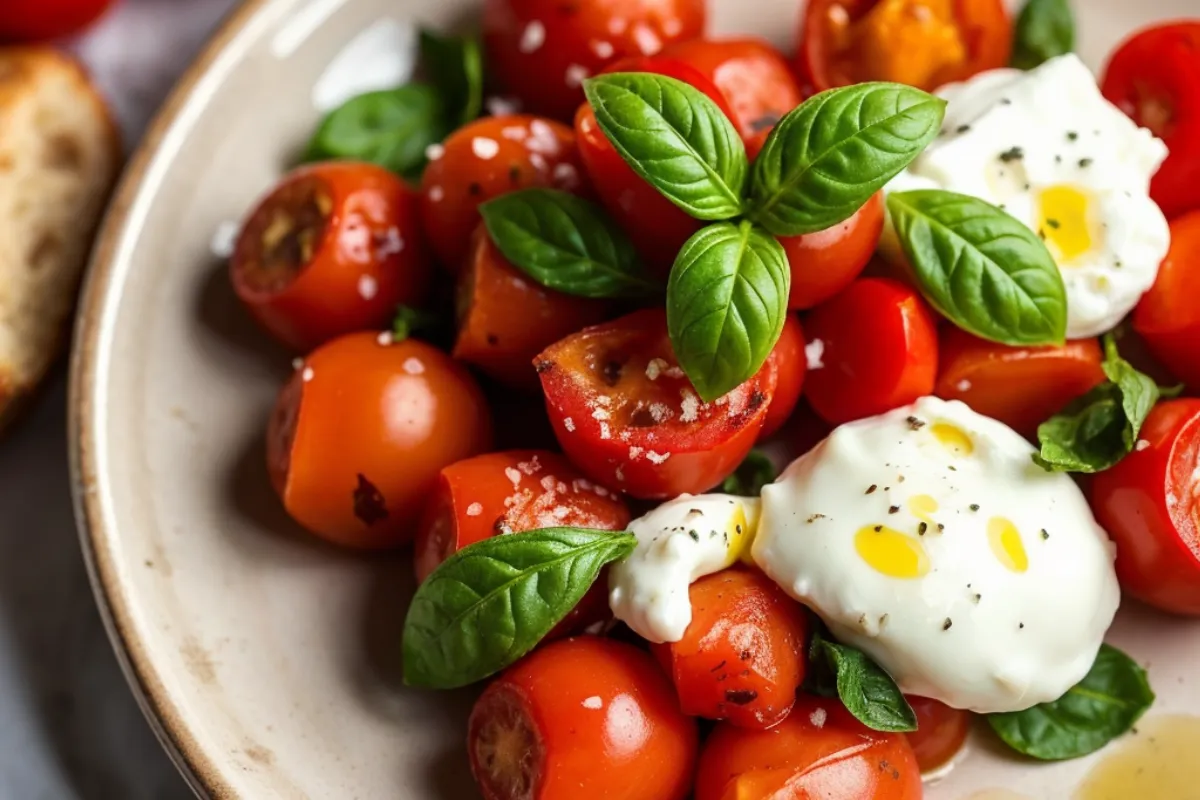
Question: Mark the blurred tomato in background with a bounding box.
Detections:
[0,0,117,42]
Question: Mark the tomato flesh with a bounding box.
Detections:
[0,0,115,41]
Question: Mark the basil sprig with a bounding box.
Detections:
[419,29,483,125]
[480,189,658,298]
[888,190,1067,346]
[988,644,1154,760]
[1013,0,1075,71]
[807,629,917,733]
[720,450,777,496]
[306,85,447,179]
[403,527,636,689]
[582,73,748,220]
[748,83,946,236]
[667,222,789,402]
[1033,335,1163,473]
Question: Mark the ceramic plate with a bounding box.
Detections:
[70,0,1200,797]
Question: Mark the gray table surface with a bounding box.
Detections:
[1,1,238,797]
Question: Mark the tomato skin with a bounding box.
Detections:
[0,0,114,41]
[536,309,773,498]
[1101,22,1200,220]
[231,162,433,353]
[780,192,885,310]
[759,315,806,439]
[266,332,492,549]
[695,694,923,800]
[1134,211,1200,390]
[905,696,970,773]
[935,328,1106,438]
[651,568,809,730]
[803,278,939,426]
[483,0,707,121]
[1091,399,1200,616]
[468,637,699,800]
[419,115,586,271]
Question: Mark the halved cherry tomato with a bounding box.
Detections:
[469,637,698,800]
[482,0,707,121]
[420,115,586,271]
[798,0,1012,94]
[804,278,939,426]
[0,0,115,41]
[760,314,806,439]
[454,227,612,390]
[905,696,971,773]
[780,192,885,310]
[231,162,433,352]
[695,694,923,800]
[535,309,774,498]
[935,328,1106,438]
[1101,22,1200,220]
[1091,399,1200,616]
[651,568,809,730]
[1134,210,1200,389]
[575,55,735,273]
[266,331,492,548]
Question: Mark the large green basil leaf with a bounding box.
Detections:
[667,221,789,402]
[807,630,917,733]
[305,85,447,178]
[1012,0,1076,71]
[748,83,945,236]
[888,190,1067,346]
[403,528,636,689]
[988,644,1154,760]
[419,29,483,125]
[582,73,747,221]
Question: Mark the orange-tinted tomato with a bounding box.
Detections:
[695,694,923,800]
[804,278,939,426]
[266,332,492,548]
[779,192,885,310]
[420,115,586,270]
[536,309,774,498]
[652,568,809,730]
[935,328,1106,438]
[759,314,806,439]
[0,0,114,41]
[469,637,699,800]
[1134,211,1200,390]
[231,162,433,352]
[905,696,971,773]
[482,0,707,120]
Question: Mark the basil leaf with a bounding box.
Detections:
[720,450,777,496]
[988,644,1154,760]
[419,29,483,125]
[402,527,637,689]
[582,73,747,221]
[1012,0,1075,71]
[479,189,657,298]
[305,85,447,178]
[748,83,946,236]
[808,630,917,732]
[667,221,789,402]
[888,190,1067,346]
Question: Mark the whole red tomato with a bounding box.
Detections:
[759,314,806,439]
[0,0,115,41]
[1133,211,1200,390]
[780,192,885,310]
[905,696,971,773]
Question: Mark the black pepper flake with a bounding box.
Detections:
[943,618,954,631]
[688,530,700,542]
[1046,218,1062,230]
[969,503,980,511]
[866,484,878,494]
[948,465,958,471]
[906,416,926,430]
[937,523,945,532]
[1038,228,1048,240]
[874,525,883,532]
[508,164,522,185]
[467,181,483,196]
[710,660,727,672]
[956,124,972,134]
[918,522,928,535]
[735,524,743,534]
[486,333,500,346]
[739,649,751,661]
[1041,529,1050,540]
[889,505,901,514]
[999,146,1025,163]
[973,593,982,603]
[1067,131,1079,142]
[352,474,388,526]
[807,514,827,523]
[1000,97,1013,105]
[1019,622,1026,630]
[1079,157,1094,168]
[725,689,758,705]
[1055,154,1063,164]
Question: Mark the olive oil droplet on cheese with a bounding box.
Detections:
[855,525,930,579]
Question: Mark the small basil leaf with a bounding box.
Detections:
[888,189,1067,346]
[582,73,747,221]
[720,450,777,496]
[305,85,447,177]
[748,83,946,236]
[419,29,483,125]
[988,644,1154,760]
[479,188,657,298]
[402,527,637,689]
[1012,0,1075,71]
[808,630,917,733]
[667,221,789,402]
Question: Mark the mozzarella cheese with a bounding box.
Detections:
[886,54,1170,339]
[752,397,1120,713]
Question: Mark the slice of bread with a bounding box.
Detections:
[0,46,120,431]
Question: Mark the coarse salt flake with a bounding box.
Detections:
[645,358,668,380]
[582,696,603,710]
[428,186,445,202]
[553,162,579,189]
[809,707,827,728]
[1136,439,1151,451]
[424,143,445,161]
[632,23,661,55]
[592,408,611,421]
[466,502,484,517]
[519,20,545,53]
[357,274,378,300]
[472,137,500,159]
[565,63,590,88]
[292,357,304,370]
[505,467,523,487]
[679,389,700,423]
[590,39,615,58]
[563,417,576,432]
[486,96,522,116]
[553,506,570,519]
[629,446,644,459]
[519,456,543,475]
[403,357,425,375]
[805,338,826,370]
[649,402,672,423]
[646,450,671,464]
[376,331,393,346]
[600,422,612,439]
[526,120,561,155]
[301,367,315,382]
[501,125,527,141]
[956,379,972,392]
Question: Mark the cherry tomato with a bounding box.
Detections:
[780,192,885,310]
[804,278,939,426]
[0,0,115,41]
[266,331,492,548]
[759,314,806,439]
[420,115,586,271]
[905,696,971,773]
[575,56,735,273]
[935,328,1106,438]
[536,309,774,498]
[651,568,809,730]
[798,0,1012,94]
[231,162,433,353]
[469,637,699,800]
[662,37,803,157]
[1134,211,1200,389]
[482,0,707,120]
[1101,22,1200,220]
[695,694,923,800]
[1091,399,1200,616]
